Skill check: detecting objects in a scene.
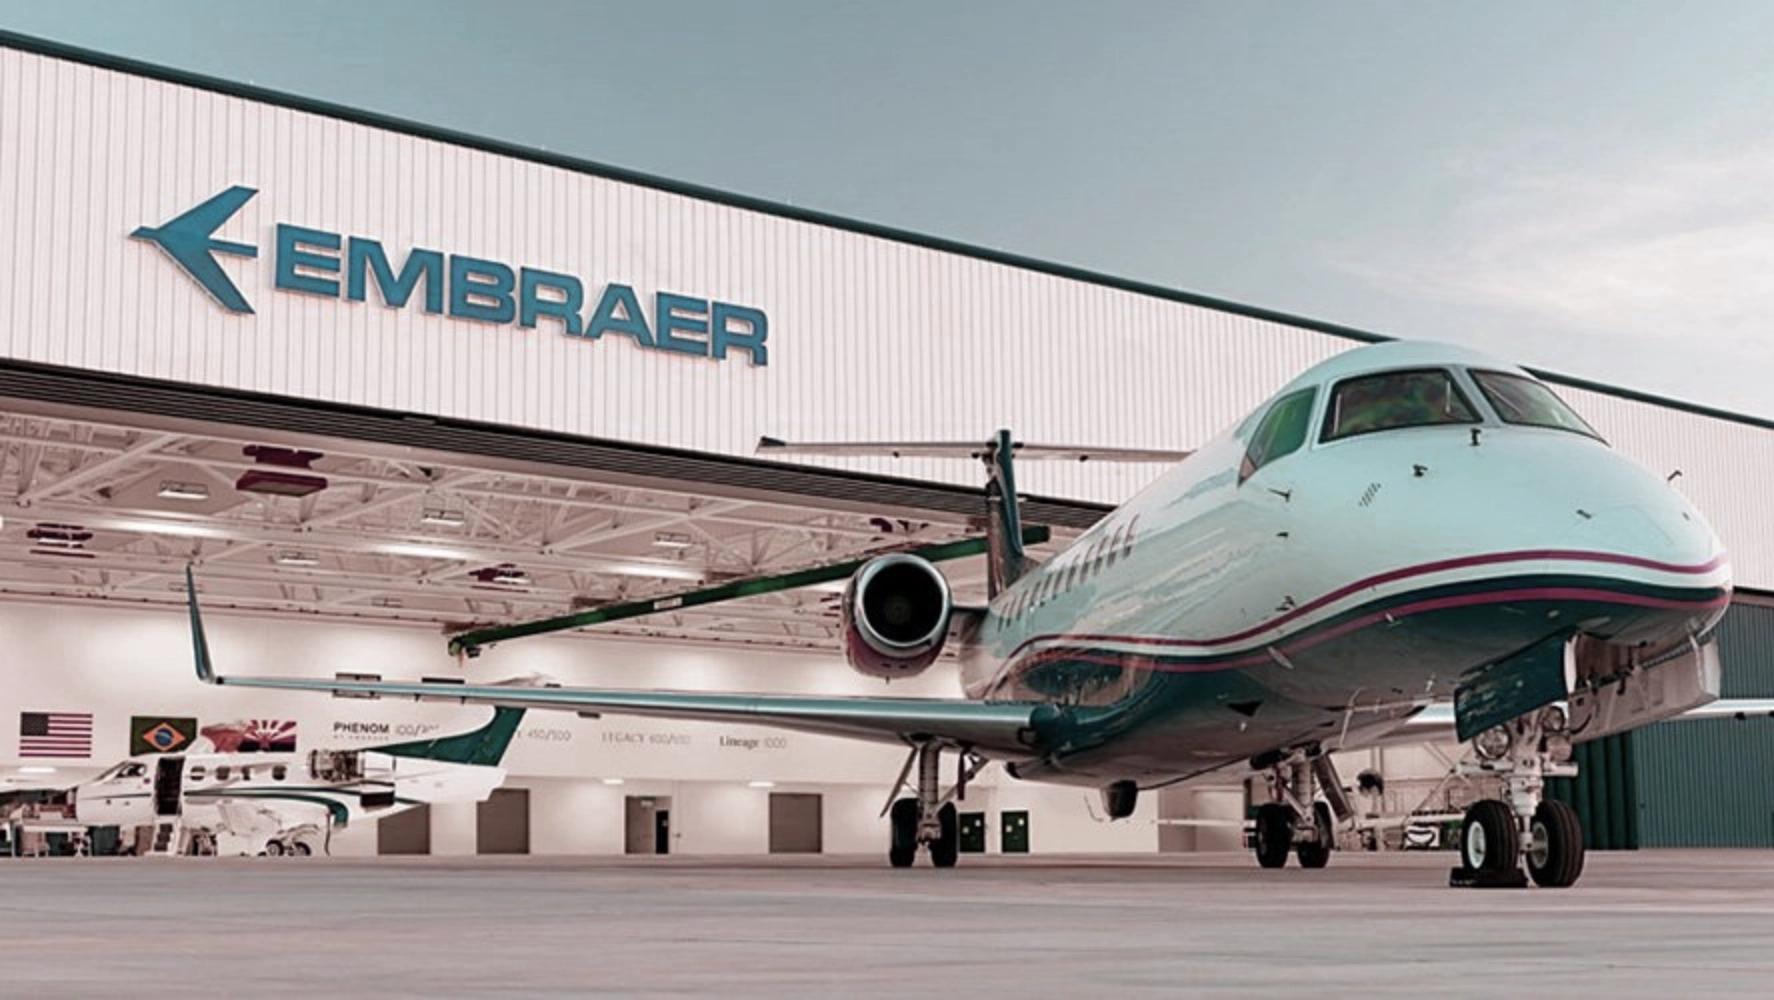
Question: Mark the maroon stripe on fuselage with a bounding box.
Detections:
[1002,548,1727,662]
[1000,583,1732,680]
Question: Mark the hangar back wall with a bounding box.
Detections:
[2,36,1771,595]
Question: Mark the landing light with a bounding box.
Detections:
[1473,725,1514,761]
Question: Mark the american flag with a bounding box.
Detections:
[19,711,93,758]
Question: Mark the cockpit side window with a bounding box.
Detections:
[1322,368,1478,441]
[1240,388,1316,482]
[1470,370,1604,441]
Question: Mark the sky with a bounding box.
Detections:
[3,1,1771,418]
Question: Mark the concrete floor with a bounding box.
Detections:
[4,851,1774,997]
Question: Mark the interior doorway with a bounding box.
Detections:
[767,793,822,853]
[1001,810,1030,853]
[378,804,431,855]
[625,796,672,855]
[477,788,530,854]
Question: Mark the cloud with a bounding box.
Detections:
[1336,140,1774,359]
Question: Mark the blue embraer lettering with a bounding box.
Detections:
[274,226,768,366]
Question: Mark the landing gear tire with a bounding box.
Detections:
[1253,802,1295,869]
[263,839,285,858]
[888,797,919,868]
[929,803,960,868]
[1295,801,1334,869]
[1461,799,1520,874]
[290,840,314,858]
[1526,799,1585,888]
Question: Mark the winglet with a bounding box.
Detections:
[186,565,217,685]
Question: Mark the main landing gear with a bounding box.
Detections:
[1453,705,1585,889]
[1251,746,1350,870]
[884,741,985,868]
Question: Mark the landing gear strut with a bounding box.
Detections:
[1454,705,1585,888]
[884,741,981,868]
[1250,746,1346,869]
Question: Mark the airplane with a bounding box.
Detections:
[130,184,259,314]
[68,703,525,856]
[182,340,1745,887]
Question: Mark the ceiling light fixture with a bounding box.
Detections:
[420,505,467,527]
[747,780,776,789]
[379,541,473,562]
[652,531,693,549]
[601,777,625,786]
[156,481,210,501]
[17,766,57,775]
[602,561,703,582]
[274,551,320,567]
[110,518,223,539]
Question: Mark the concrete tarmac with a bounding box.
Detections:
[3,850,1774,997]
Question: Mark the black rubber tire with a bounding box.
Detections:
[888,797,920,868]
[1526,799,1585,888]
[1296,801,1334,869]
[1460,799,1521,874]
[1253,802,1295,869]
[929,803,960,868]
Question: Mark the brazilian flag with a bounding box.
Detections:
[130,716,198,755]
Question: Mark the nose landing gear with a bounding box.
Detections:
[1453,706,1585,888]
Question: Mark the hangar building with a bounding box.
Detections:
[1,32,1770,856]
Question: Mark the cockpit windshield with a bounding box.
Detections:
[1322,368,1479,441]
[1471,370,1604,441]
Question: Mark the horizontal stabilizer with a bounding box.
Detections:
[757,437,1191,464]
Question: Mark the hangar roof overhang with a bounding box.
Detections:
[2,29,1770,435]
[0,360,1102,653]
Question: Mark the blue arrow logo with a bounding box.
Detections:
[131,186,260,314]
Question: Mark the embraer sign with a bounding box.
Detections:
[131,186,769,366]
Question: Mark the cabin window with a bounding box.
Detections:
[1241,388,1317,481]
[188,766,205,782]
[1322,369,1477,442]
[240,767,254,781]
[1470,370,1604,441]
[272,765,288,781]
[215,765,231,780]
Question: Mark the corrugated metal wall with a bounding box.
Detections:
[1633,598,1774,847]
[1,41,1771,591]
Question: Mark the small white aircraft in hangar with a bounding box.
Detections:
[186,341,1753,887]
[68,707,524,856]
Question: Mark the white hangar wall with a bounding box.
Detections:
[0,598,1160,856]
[2,42,1770,586]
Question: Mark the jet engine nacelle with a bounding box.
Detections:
[842,553,953,679]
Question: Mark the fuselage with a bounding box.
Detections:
[959,342,1731,785]
[70,748,506,834]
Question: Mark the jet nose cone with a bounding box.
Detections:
[1563,454,1725,573]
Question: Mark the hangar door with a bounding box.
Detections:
[378,805,431,855]
[477,789,530,855]
[768,793,822,854]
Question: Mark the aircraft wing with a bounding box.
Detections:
[197,672,1052,757]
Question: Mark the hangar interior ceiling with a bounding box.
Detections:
[0,401,1083,654]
